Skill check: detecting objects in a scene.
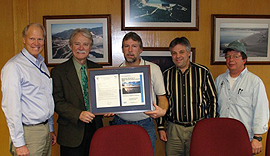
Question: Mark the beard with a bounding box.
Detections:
[124,53,138,63]
[125,57,137,63]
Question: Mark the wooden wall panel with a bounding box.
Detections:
[13,0,29,53]
[0,0,14,156]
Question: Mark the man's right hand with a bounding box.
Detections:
[158,130,168,142]
[16,145,29,156]
[79,111,95,123]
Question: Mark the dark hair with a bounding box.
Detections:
[241,52,247,60]
[122,32,143,49]
[69,28,93,46]
[22,23,46,38]
[169,37,191,52]
[241,52,247,65]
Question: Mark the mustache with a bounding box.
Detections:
[126,53,135,56]
[76,50,87,54]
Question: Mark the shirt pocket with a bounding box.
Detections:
[235,91,252,108]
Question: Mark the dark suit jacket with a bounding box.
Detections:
[51,58,103,147]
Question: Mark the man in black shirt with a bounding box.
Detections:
[157,37,218,156]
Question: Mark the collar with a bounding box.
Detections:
[225,67,248,79]
[175,61,192,74]
[73,57,87,71]
[22,48,44,66]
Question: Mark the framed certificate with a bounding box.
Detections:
[88,65,152,114]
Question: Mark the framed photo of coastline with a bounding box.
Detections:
[43,14,112,66]
[121,0,199,31]
[141,47,196,72]
[211,14,270,65]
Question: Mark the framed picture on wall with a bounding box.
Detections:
[211,14,270,65]
[121,0,199,31]
[43,14,112,66]
[141,47,196,72]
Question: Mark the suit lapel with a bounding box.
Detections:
[66,59,84,104]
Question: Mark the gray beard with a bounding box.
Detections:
[125,57,137,63]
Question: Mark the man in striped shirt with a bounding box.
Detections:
[157,37,218,156]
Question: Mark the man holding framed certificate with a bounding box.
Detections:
[51,28,104,156]
[110,32,169,153]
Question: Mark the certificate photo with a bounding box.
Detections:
[120,73,146,106]
[88,66,152,114]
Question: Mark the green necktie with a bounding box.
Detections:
[81,66,89,111]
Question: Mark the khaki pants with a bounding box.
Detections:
[10,122,52,156]
[166,122,195,156]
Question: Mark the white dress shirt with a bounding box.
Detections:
[1,48,55,147]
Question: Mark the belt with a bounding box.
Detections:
[23,120,48,126]
[168,119,197,127]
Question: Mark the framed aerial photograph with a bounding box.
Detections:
[88,66,152,114]
[141,47,196,72]
[43,14,112,66]
[121,0,199,31]
[211,14,270,65]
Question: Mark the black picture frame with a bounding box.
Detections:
[121,0,199,31]
[141,47,196,72]
[88,66,152,114]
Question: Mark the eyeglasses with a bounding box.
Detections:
[225,55,242,59]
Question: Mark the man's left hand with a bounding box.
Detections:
[251,138,263,155]
[50,132,57,146]
[144,103,166,118]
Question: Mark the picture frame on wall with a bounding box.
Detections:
[141,47,196,72]
[121,0,199,31]
[43,14,112,66]
[211,14,270,65]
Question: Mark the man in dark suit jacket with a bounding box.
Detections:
[51,28,103,156]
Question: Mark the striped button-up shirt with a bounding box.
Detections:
[157,62,218,130]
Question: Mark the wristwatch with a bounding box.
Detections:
[253,136,262,142]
